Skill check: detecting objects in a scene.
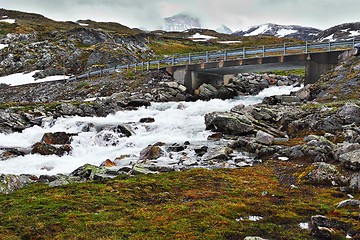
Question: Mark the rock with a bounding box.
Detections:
[59,103,79,116]
[337,102,360,125]
[0,174,37,194]
[131,164,159,175]
[177,84,187,93]
[311,215,351,234]
[280,95,301,104]
[161,81,179,88]
[296,85,312,101]
[201,147,233,162]
[339,150,360,170]
[177,103,187,110]
[167,144,186,152]
[194,146,208,156]
[31,142,72,156]
[349,173,360,191]
[333,143,360,160]
[198,83,218,100]
[336,199,360,208]
[124,99,151,108]
[70,164,119,181]
[255,131,274,145]
[0,148,26,160]
[207,132,223,140]
[139,145,164,161]
[140,117,155,123]
[99,159,118,167]
[41,132,73,145]
[100,124,133,137]
[298,162,340,185]
[262,96,279,105]
[204,112,254,135]
[311,115,343,133]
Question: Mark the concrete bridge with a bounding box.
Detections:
[68,39,360,92]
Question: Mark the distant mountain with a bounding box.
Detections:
[316,22,360,42]
[233,23,321,41]
[216,25,232,34]
[163,13,201,32]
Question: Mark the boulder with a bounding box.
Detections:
[99,159,118,167]
[280,95,301,104]
[295,85,312,101]
[311,116,343,133]
[70,164,119,181]
[204,112,254,135]
[139,145,164,161]
[198,83,218,100]
[59,103,79,116]
[31,142,72,156]
[0,174,37,194]
[201,147,233,162]
[337,102,360,125]
[339,150,360,170]
[349,173,360,191]
[336,199,360,208]
[140,117,155,123]
[333,143,360,160]
[298,162,340,185]
[41,132,73,145]
[255,131,274,145]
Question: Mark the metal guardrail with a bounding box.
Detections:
[67,38,360,81]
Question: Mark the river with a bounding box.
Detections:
[0,85,301,176]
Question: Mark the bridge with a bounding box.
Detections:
[68,39,360,92]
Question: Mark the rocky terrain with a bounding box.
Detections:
[163,13,202,32]
[316,22,360,42]
[1,8,360,240]
[233,23,322,41]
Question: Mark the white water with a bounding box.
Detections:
[0,85,301,176]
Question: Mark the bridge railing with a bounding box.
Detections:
[67,38,360,81]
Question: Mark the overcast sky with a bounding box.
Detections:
[2,0,360,31]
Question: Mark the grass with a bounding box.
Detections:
[0,161,358,239]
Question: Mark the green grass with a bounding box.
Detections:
[0,161,358,239]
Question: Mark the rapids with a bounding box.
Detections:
[0,85,301,176]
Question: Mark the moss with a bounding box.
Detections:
[0,162,358,239]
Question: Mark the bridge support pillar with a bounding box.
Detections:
[305,51,343,85]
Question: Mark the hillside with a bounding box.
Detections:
[233,23,321,41]
[316,22,360,42]
[0,9,303,82]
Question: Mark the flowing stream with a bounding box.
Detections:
[0,85,301,176]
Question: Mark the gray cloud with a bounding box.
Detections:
[2,0,360,31]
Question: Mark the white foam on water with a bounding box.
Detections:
[0,84,302,176]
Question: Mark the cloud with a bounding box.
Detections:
[2,0,360,31]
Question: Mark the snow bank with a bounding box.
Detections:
[0,71,68,86]
[0,19,16,24]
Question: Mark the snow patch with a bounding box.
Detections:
[0,19,16,24]
[189,33,217,42]
[0,44,8,50]
[78,23,89,27]
[0,71,68,86]
[217,40,242,44]
[244,24,270,36]
[349,30,360,37]
[276,29,297,37]
[321,34,335,42]
[299,222,309,229]
[236,216,263,221]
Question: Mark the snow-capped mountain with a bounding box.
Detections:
[163,13,201,32]
[216,25,232,34]
[316,22,360,42]
[233,23,321,41]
